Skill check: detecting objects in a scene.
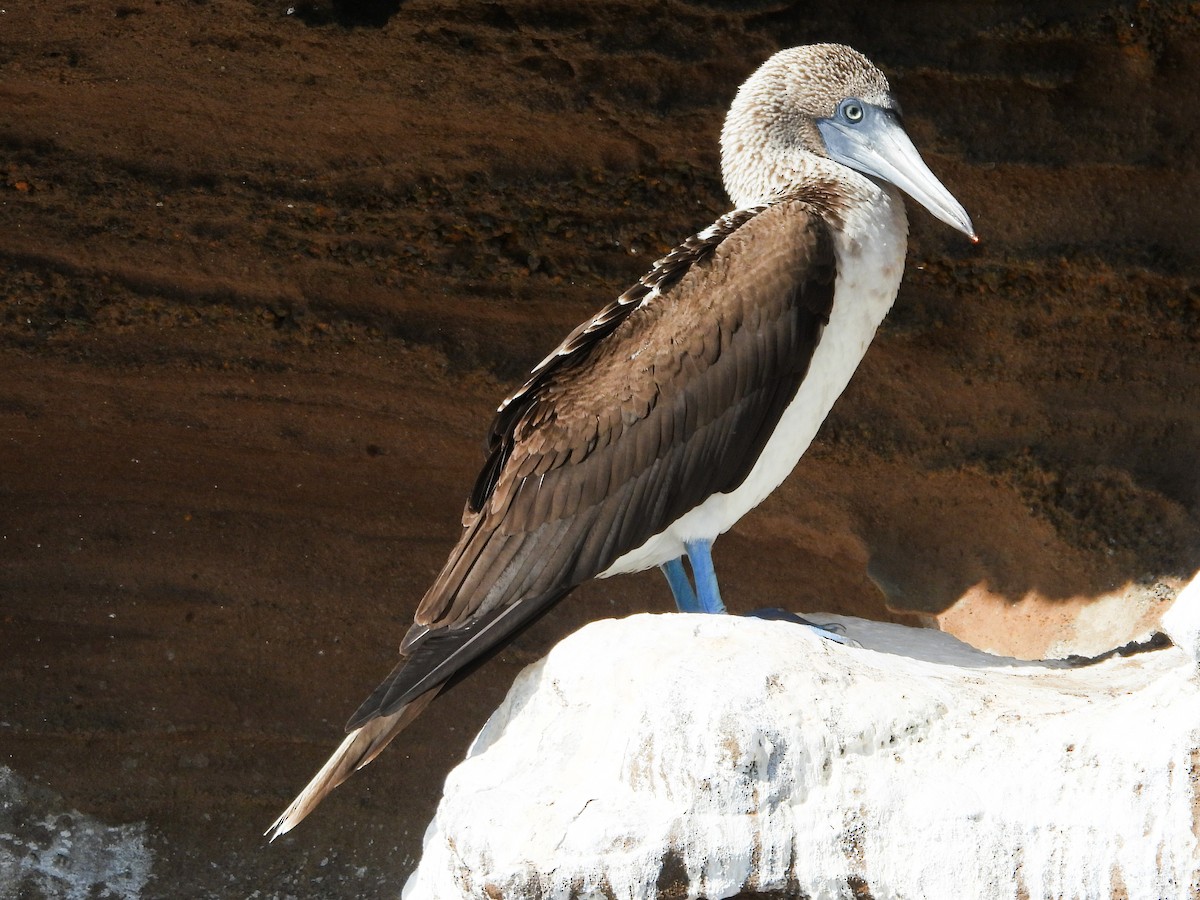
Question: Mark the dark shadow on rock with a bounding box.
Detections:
[815,613,1174,671]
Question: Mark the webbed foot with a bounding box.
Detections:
[743,608,860,647]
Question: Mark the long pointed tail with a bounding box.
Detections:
[265,688,440,841]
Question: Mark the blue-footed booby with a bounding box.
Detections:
[267,43,975,839]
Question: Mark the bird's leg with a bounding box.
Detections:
[683,539,727,614]
[659,557,701,612]
[667,544,855,643]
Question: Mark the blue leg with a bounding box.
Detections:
[684,539,726,614]
[659,557,701,612]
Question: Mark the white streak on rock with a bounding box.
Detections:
[1162,570,1200,667]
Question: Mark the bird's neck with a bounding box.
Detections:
[723,150,893,229]
[721,147,911,296]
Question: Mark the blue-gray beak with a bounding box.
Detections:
[817,103,977,241]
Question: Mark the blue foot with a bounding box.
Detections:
[660,557,701,613]
[684,539,726,614]
[744,608,859,646]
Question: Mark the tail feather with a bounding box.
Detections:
[265,688,440,841]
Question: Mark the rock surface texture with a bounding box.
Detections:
[0,767,153,900]
[407,598,1200,899]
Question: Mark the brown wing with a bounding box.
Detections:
[346,198,837,729]
[470,205,766,513]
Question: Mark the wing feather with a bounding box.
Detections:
[273,198,839,834]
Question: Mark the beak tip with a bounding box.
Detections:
[954,214,978,244]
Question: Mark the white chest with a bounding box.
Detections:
[602,188,909,576]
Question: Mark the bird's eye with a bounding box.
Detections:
[841,100,864,123]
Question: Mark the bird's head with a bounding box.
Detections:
[721,43,976,241]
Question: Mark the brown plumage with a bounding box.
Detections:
[267,199,837,838]
[268,40,975,839]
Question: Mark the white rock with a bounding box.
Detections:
[1161,569,1200,666]
[403,613,1200,900]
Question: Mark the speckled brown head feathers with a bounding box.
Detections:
[721,44,895,208]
